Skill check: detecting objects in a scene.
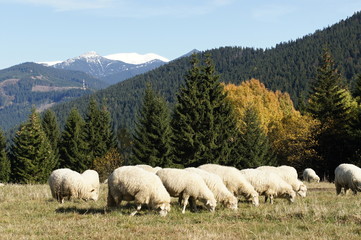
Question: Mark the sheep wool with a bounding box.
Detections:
[335,163,361,195]
[136,164,161,174]
[257,165,307,198]
[185,167,238,210]
[48,168,99,203]
[156,168,217,213]
[303,168,320,183]
[240,168,296,204]
[107,166,171,216]
[198,164,259,206]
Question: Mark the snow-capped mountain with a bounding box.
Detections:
[105,52,169,65]
[48,51,169,85]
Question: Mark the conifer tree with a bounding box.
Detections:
[42,109,60,168]
[83,98,115,167]
[0,129,10,182]
[307,49,354,180]
[10,109,56,183]
[172,55,240,167]
[59,107,89,172]
[132,84,173,167]
[237,105,275,169]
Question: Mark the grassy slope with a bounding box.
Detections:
[0,182,360,239]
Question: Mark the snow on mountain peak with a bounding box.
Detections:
[105,52,169,65]
[80,51,100,58]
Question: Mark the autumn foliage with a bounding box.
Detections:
[224,79,320,168]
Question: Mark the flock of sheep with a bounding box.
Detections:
[47,163,361,216]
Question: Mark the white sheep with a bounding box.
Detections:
[198,164,259,206]
[239,168,296,204]
[107,166,171,216]
[48,168,99,203]
[335,163,361,195]
[303,168,320,183]
[257,165,307,198]
[136,164,161,174]
[156,168,217,213]
[185,167,238,210]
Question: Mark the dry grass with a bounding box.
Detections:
[0,182,361,239]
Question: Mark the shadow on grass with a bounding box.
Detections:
[56,206,107,215]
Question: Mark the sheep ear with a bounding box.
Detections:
[206,200,210,205]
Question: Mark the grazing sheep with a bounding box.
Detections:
[257,165,307,198]
[48,168,99,203]
[240,168,296,204]
[136,164,161,174]
[185,167,238,210]
[198,164,259,206]
[156,168,217,213]
[335,163,361,195]
[107,166,171,216]
[303,168,320,183]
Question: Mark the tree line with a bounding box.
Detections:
[0,51,361,183]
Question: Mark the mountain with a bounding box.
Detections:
[50,52,169,85]
[49,11,361,132]
[0,62,108,131]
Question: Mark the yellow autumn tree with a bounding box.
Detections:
[224,79,320,168]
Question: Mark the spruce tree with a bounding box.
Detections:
[42,109,60,168]
[132,84,173,167]
[307,49,353,180]
[10,109,56,183]
[59,107,89,172]
[83,98,114,167]
[237,105,275,169]
[172,55,240,167]
[0,129,10,182]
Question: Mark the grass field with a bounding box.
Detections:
[1,182,361,239]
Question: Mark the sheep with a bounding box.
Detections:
[239,168,296,204]
[335,163,361,195]
[107,166,171,216]
[257,165,307,198]
[198,164,259,206]
[136,164,161,174]
[185,167,238,210]
[156,168,217,213]
[303,168,320,183]
[48,168,99,203]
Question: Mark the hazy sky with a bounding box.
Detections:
[1,0,360,69]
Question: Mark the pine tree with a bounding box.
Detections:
[59,107,89,172]
[237,105,275,169]
[10,109,56,183]
[172,55,240,167]
[0,129,10,182]
[42,109,60,168]
[83,98,115,167]
[132,84,173,167]
[307,49,354,180]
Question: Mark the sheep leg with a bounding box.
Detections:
[107,192,117,207]
[131,204,142,216]
[189,197,198,212]
[268,195,274,204]
[182,195,190,214]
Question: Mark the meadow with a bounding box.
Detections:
[0,182,361,240]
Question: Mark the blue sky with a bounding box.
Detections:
[1,0,360,69]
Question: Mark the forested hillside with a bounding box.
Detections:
[0,62,108,131]
[51,12,361,131]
